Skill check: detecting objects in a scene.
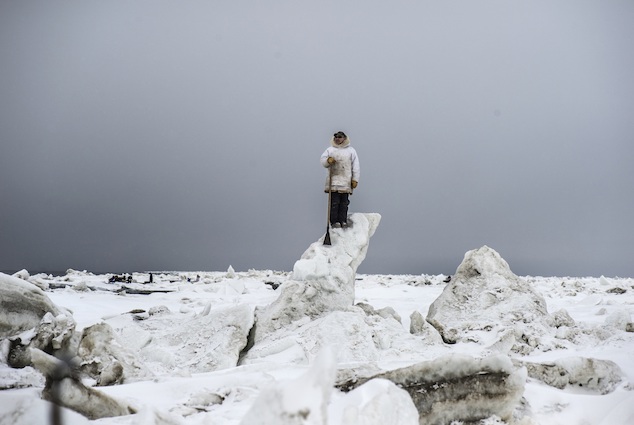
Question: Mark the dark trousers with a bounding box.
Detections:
[329,192,349,225]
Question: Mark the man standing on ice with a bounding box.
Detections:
[320,131,360,228]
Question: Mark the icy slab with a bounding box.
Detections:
[239,348,336,425]
[30,348,135,420]
[1,272,77,372]
[78,322,153,385]
[292,213,381,282]
[427,246,554,353]
[0,272,69,338]
[329,378,419,425]
[517,356,624,394]
[409,310,444,344]
[241,346,420,425]
[338,354,526,425]
[145,303,254,373]
[239,213,438,366]
[251,213,380,344]
[241,308,434,366]
[5,312,76,369]
[91,303,255,378]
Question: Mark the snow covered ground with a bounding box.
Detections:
[1,217,633,424]
[2,269,632,424]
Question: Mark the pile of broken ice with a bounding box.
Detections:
[0,212,628,424]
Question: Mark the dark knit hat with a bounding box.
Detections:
[333,131,347,138]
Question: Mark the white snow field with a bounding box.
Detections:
[1,213,633,424]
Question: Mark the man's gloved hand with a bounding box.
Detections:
[327,157,336,165]
[351,180,358,189]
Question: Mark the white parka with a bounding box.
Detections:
[320,137,360,193]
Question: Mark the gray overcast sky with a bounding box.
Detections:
[1,1,633,277]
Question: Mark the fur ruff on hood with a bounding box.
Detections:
[330,136,350,148]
